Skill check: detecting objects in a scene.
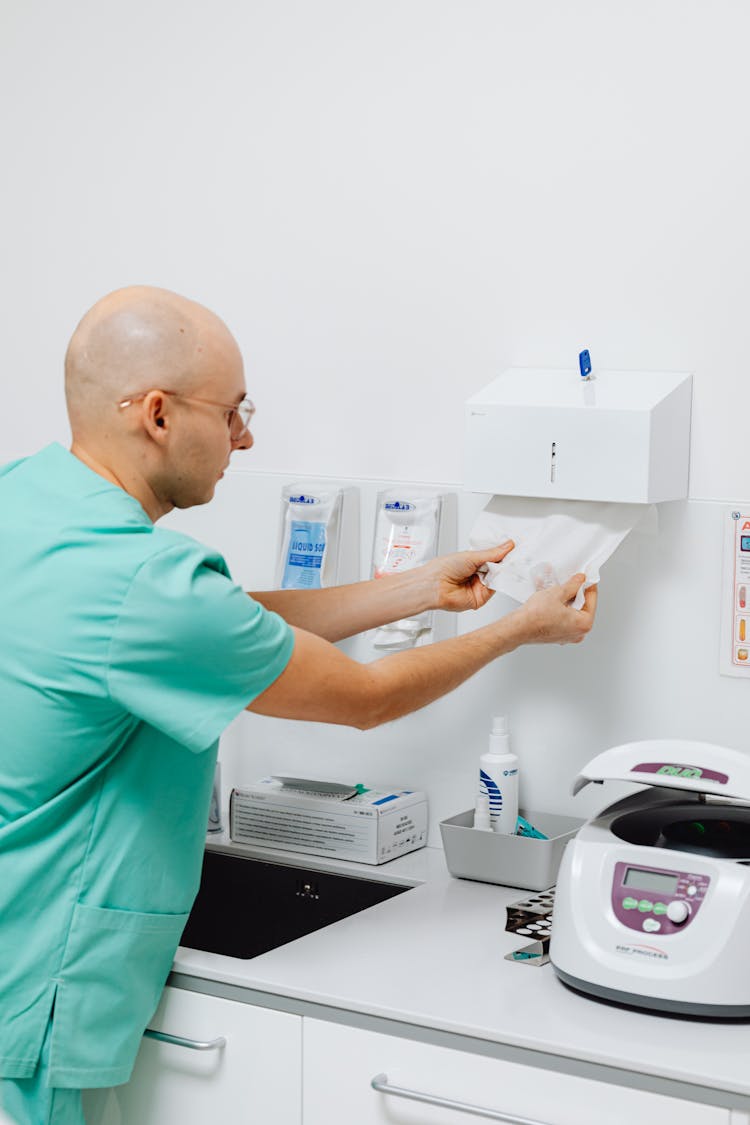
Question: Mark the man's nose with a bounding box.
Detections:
[233,427,254,451]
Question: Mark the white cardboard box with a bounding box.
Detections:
[230,779,428,864]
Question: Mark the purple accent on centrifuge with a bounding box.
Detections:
[631,762,729,784]
[611,861,710,936]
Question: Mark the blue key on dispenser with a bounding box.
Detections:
[578,349,592,379]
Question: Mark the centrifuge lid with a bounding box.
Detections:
[573,740,750,802]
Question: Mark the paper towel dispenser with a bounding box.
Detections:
[465,368,692,503]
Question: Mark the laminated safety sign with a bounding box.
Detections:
[721,508,750,677]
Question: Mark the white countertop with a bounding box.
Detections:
[173,839,750,1102]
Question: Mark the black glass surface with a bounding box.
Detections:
[180,850,410,959]
[611,802,750,860]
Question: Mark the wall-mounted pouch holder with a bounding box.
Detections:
[275,483,359,589]
[370,489,455,651]
[439,808,584,891]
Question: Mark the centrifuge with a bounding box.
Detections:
[551,740,750,1016]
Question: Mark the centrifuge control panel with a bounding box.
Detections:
[611,861,709,935]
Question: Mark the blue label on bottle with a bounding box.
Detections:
[479,768,503,812]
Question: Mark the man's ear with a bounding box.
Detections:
[144,391,169,438]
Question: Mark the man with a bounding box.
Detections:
[0,286,596,1125]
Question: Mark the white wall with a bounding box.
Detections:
[2,1,749,838]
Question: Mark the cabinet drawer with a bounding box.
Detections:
[303,1019,727,1125]
[84,986,301,1125]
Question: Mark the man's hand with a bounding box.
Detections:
[511,573,598,645]
[421,542,515,613]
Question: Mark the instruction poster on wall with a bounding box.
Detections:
[720,508,750,678]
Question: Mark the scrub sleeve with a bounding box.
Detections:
[107,543,295,753]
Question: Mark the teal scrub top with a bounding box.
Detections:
[0,444,294,1088]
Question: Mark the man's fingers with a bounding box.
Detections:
[582,583,598,616]
[561,572,587,604]
[470,541,514,567]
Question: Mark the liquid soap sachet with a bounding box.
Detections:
[371,492,443,650]
[469,496,656,608]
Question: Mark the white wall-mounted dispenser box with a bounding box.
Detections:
[465,368,692,503]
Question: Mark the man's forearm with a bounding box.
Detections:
[361,611,528,727]
[250,607,531,729]
[248,579,596,729]
[250,570,436,642]
[358,580,595,730]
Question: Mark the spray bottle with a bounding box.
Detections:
[472,791,492,831]
[479,716,519,834]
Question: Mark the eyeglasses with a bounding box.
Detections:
[118,390,255,440]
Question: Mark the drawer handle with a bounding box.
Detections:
[371,1072,550,1124]
[143,1029,227,1052]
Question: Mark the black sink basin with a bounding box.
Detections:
[180,849,411,959]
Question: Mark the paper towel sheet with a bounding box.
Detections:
[469,496,656,608]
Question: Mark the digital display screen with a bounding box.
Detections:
[741,535,750,552]
[623,867,679,894]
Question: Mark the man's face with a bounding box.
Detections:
[163,336,253,510]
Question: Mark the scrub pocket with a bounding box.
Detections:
[47,902,189,1089]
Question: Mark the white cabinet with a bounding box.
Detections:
[83,985,301,1125]
[80,988,742,1125]
[303,1019,729,1125]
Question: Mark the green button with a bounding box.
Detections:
[622,897,638,910]
[653,902,668,915]
[638,900,654,913]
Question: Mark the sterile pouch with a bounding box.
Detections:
[371,491,442,649]
[276,485,344,590]
[468,495,657,608]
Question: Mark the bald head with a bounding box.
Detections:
[65,286,242,436]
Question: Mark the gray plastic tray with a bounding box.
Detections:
[439,807,585,891]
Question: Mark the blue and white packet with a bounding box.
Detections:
[276,487,343,590]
